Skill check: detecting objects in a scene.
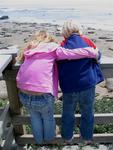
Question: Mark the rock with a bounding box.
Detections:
[0,47,8,50]
[98,37,110,39]
[2,28,8,31]
[56,28,61,31]
[82,144,108,150]
[0,91,8,99]
[106,39,113,42]
[0,32,5,35]
[108,13,112,16]
[4,34,12,37]
[99,81,106,88]
[109,48,113,51]
[96,85,108,99]
[0,16,9,20]
[24,38,28,43]
[88,31,95,34]
[99,145,108,150]
[56,32,60,36]
[105,78,113,92]
[91,39,96,42]
[22,30,29,33]
[0,81,8,99]
[87,27,95,30]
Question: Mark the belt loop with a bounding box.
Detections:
[29,95,32,106]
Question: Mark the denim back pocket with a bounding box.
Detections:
[30,95,48,111]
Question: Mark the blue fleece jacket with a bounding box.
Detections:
[57,33,104,93]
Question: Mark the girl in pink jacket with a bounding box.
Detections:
[16,30,98,144]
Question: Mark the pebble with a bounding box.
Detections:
[105,78,113,92]
[109,48,113,51]
[0,81,8,100]
[98,37,110,39]
[17,144,111,150]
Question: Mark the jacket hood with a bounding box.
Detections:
[24,42,59,57]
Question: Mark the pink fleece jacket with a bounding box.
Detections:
[16,42,97,96]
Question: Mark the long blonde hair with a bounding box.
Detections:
[16,30,57,63]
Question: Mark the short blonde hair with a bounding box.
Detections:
[16,30,57,63]
[62,20,82,38]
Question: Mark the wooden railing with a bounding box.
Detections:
[0,104,14,150]
[0,49,113,149]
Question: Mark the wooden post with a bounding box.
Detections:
[3,69,24,136]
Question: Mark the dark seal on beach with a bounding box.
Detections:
[0,16,9,20]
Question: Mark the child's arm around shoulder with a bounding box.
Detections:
[81,35,102,61]
[55,46,99,60]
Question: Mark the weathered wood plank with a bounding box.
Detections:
[3,70,24,136]
[12,113,113,125]
[100,56,113,78]
[13,55,113,67]
[0,55,12,74]
[101,56,113,66]
[12,55,113,78]
[2,126,14,150]
[0,48,19,57]
[0,104,11,138]
[102,68,113,78]
[16,133,113,145]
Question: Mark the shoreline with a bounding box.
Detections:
[0,21,113,57]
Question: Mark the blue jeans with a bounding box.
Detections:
[61,87,95,140]
[19,92,56,144]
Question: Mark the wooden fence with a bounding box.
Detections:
[0,49,113,149]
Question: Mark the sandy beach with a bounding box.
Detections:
[0,21,113,57]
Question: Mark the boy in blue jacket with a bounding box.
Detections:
[58,20,104,144]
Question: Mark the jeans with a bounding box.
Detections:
[19,92,56,144]
[61,87,95,140]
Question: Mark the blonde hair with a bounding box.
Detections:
[62,20,82,38]
[16,30,57,63]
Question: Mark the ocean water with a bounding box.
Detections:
[0,7,113,31]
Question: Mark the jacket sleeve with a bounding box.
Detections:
[55,46,98,60]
